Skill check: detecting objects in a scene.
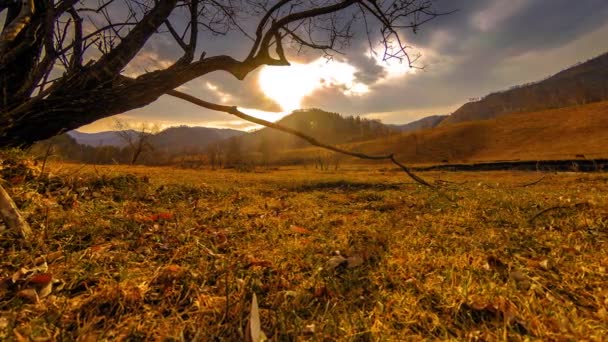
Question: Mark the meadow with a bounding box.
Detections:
[1,155,607,340]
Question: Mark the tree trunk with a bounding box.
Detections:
[0,76,169,147]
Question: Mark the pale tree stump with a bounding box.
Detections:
[0,182,32,239]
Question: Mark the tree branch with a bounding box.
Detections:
[91,0,177,79]
[67,7,83,71]
[166,89,434,188]
[0,0,35,55]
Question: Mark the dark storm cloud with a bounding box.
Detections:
[347,53,388,85]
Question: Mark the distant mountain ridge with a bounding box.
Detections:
[150,126,242,153]
[68,130,136,147]
[391,115,448,132]
[440,51,608,125]
[68,126,243,152]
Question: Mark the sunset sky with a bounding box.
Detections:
[80,0,608,132]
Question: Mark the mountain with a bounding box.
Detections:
[149,126,242,153]
[440,51,608,125]
[68,130,136,147]
[233,108,396,153]
[68,126,243,152]
[391,115,448,132]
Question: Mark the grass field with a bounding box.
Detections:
[1,156,607,340]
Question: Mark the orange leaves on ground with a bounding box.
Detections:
[153,212,174,220]
[246,255,273,268]
[134,211,175,223]
[28,273,53,285]
[9,175,25,185]
[289,225,312,234]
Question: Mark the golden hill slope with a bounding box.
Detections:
[281,101,608,165]
[439,51,608,125]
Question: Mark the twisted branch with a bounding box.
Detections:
[166,89,434,188]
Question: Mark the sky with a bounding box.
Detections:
[79,0,608,132]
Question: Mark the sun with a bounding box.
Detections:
[258,59,369,113]
[258,62,321,113]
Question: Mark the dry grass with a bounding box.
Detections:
[324,100,608,164]
[1,153,607,340]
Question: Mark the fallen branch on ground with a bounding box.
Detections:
[166,90,434,188]
[517,175,547,188]
[528,202,591,223]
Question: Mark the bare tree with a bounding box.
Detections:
[205,143,223,170]
[1,0,448,148]
[113,119,158,164]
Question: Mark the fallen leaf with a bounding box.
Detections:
[539,259,550,270]
[346,256,364,268]
[290,225,312,234]
[29,273,53,285]
[510,270,526,282]
[157,212,174,220]
[247,293,267,342]
[314,286,324,297]
[11,268,28,283]
[326,256,347,270]
[247,257,272,268]
[13,330,28,342]
[34,251,64,265]
[17,289,39,303]
[304,323,315,334]
[164,264,183,273]
[38,282,53,298]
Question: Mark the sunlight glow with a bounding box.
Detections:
[237,107,289,123]
[206,82,232,103]
[374,53,413,79]
[258,59,369,112]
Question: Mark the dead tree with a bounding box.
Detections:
[1,1,448,239]
[113,119,158,164]
[1,0,449,148]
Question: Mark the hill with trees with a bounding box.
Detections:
[440,51,608,125]
[34,126,243,165]
[331,100,608,164]
[221,109,397,165]
[149,126,242,154]
[390,115,448,132]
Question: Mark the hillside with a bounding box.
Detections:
[391,115,448,132]
[440,52,608,125]
[149,126,242,153]
[69,126,243,152]
[233,109,396,154]
[283,101,608,164]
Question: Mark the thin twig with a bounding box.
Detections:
[529,202,590,223]
[38,142,54,180]
[517,175,547,188]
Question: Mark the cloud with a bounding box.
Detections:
[471,0,528,32]
[80,0,608,130]
[344,52,387,85]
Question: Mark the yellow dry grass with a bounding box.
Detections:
[285,100,608,165]
[1,155,607,340]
